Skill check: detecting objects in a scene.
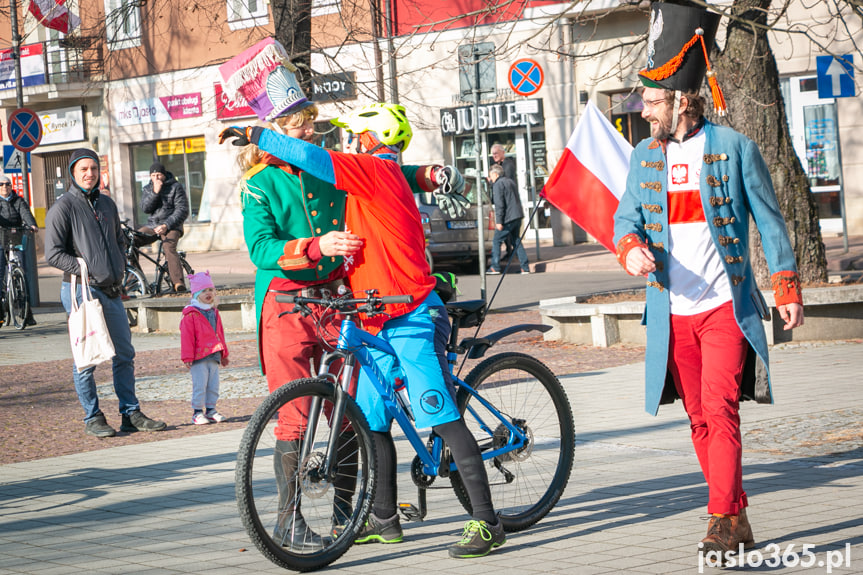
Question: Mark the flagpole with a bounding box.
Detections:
[8,0,31,198]
[8,0,39,308]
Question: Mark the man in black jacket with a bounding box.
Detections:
[136,162,190,292]
[45,148,166,438]
[0,174,38,326]
[487,164,530,275]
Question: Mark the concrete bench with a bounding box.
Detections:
[123,294,256,333]
[539,285,863,347]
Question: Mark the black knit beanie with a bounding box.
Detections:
[149,162,168,176]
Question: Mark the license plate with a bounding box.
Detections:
[447,221,477,230]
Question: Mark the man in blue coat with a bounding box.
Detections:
[613,2,804,560]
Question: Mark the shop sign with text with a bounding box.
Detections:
[40,106,86,145]
[440,99,544,136]
[116,93,202,126]
[214,82,256,119]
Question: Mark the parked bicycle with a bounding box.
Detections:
[0,227,32,330]
[121,219,194,298]
[235,288,575,571]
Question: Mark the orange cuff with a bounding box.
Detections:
[616,233,647,271]
[770,271,803,307]
[277,237,315,270]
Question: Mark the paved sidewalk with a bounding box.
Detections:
[2,340,862,574]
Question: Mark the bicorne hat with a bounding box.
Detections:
[638,2,726,115]
[218,37,312,122]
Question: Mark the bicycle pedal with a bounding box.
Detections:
[397,502,423,522]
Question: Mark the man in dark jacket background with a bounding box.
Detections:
[0,174,38,325]
[136,162,190,292]
[45,148,166,438]
[488,164,530,275]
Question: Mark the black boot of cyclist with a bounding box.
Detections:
[24,308,36,327]
[331,430,358,538]
[273,439,325,551]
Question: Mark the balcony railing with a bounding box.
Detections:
[1,38,104,91]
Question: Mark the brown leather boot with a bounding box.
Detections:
[701,508,755,554]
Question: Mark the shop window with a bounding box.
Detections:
[227,0,269,30]
[104,0,141,50]
[610,92,651,146]
[129,137,207,226]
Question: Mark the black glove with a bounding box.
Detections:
[218,126,263,147]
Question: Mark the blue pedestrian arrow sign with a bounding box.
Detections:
[7,108,43,152]
[508,59,544,97]
[816,55,855,99]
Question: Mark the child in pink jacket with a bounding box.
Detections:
[180,271,230,425]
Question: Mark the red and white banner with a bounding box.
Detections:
[28,0,81,34]
[541,101,633,252]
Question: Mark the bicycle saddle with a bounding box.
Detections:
[445,299,486,328]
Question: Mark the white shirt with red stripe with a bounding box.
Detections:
[666,129,732,315]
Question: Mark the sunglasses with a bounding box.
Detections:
[0,183,11,187]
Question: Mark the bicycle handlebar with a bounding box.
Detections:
[275,292,414,316]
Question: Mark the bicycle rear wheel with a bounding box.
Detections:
[8,266,29,329]
[236,378,376,572]
[451,352,575,532]
[122,266,148,327]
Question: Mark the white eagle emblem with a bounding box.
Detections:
[646,9,664,69]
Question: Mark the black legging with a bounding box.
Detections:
[371,418,496,524]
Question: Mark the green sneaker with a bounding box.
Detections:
[448,518,506,558]
[354,512,404,544]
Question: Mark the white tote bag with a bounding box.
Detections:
[68,258,116,371]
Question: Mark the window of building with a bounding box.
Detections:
[312,0,340,17]
[104,0,141,50]
[129,137,208,226]
[227,0,269,30]
[609,91,651,146]
[780,75,843,228]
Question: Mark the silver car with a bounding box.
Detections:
[415,179,494,272]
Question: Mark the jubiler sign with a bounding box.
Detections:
[440,99,544,136]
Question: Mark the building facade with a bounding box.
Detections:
[1,0,861,256]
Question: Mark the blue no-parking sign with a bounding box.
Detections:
[508,59,544,96]
[7,108,42,152]
[816,55,855,99]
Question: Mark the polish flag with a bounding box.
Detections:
[541,101,633,252]
[28,0,81,34]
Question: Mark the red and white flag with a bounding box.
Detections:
[28,0,81,34]
[541,101,633,252]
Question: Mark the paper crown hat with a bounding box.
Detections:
[188,271,215,294]
[219,37,311,122]
[639,2,726,115]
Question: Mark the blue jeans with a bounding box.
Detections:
[490,218,529,272]
[61,281,140,422]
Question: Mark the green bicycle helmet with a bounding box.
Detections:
[331,103,413,152]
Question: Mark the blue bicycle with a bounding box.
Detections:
[236,288,575,572]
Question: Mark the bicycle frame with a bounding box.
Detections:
[315,316,529,480]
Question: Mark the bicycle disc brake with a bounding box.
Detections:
[492,418,533,463]
[300,451,331,499]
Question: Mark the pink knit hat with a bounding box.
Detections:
[188,271,215,294]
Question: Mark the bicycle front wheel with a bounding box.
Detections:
[451,352,575,532]
[236,378,376,572]
[8,266,29,329]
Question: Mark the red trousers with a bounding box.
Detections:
[668,301,749,515]
[260,290,354,441]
